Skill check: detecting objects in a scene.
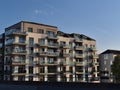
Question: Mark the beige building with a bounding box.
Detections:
[0,21,99,82]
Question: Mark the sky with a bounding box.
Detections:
[0,0,120,53]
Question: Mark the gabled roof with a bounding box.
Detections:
[100,49,120,54]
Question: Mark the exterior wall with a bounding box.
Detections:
[99,53,115,83]
[22,22,57,34]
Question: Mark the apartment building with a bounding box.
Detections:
[0,21,99,82]
[99,49,120,83]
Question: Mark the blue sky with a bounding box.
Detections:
[0,0,120,53]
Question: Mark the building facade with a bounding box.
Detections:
[99,50,120,83]
[0,21,99,82]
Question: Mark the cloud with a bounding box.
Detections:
[34,9,54,16]
[33,1,57,16]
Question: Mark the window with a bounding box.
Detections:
[19,37,25,43]
[28,27,33,32]
[40,57,45,64]
[46,31,55,36]
[29,67,33,74]
[29,37,34,46]
[37,29,44,34]
[60,41,66,46]
[104,60,107,65]
[104,54,108,60]
[39,39,45,45]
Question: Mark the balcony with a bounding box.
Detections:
[74,38,83,43]
[75,54,83,58]
[93,54,98,58]
[60,44,69,49]
[93,62,99,66]
[4,70,11,74]
[63,52,69,57]
[75,62,84,66]
[12,60,26,65]
[4,60,11,64]
[12,70,26,76]
[38,43,47,47]
[47,35,58,40]
[5,29,27,36]
[76,70,84,74]
[5,39,26,46]
[75,46,84,50]
[39,52,47,56]
[39,61,46,65]
[6,49,27,55]
[47,52,58,57]
[69,54,74,58]
[48,43,58,48]
[46,61,58,66]
[89,47,97,52]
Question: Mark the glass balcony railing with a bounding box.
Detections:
[12,60,25,64]
[39,61,45,64]
[75,46,84,50]
[5,29,27,36]
[39,43,47,46]
[5,39,15,45]
[12,49,26,53]
[47,61,58,64]
[47,52,58,56]
[60,44,69,48]
[47,34,57,39]
[75,62,84,65]
[48,43,58,47]
[74,38,83,42]
[5,39,26,45]
[75,54,83,58]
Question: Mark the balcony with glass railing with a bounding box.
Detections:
[5,39,26,45]
[47,60,58,65]
[48,43,59,48]
[74,38,83,43]
[12,69,26,75]
[39,51,47,56]
[75,46,84,50]
[6,48,27,55]
[74,54,83,58]
[76,69,84,74]
[47,52,58,57]
[39,60,46,65]
[63,52,69,57]
[60,44,69,49]
[69,53,74,58]
[5,29,27,36]
[93,54,98,58]
[47,34,58,40]
[75,62,84,66]
[89,47,97,51]
[12,59,26,65]
[38,43,47,47]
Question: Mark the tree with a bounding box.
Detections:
[111,55,120,83]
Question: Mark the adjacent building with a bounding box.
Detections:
[0,21,99,82]
[99,49,120,83]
